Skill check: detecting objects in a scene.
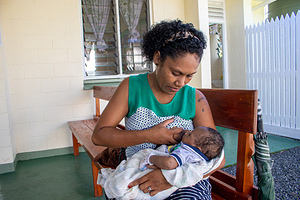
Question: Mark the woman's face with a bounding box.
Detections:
[154,53,200,95]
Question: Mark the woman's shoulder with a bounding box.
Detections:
[194,88,206,99]
[179,84,196,98]
[112,77,129,99]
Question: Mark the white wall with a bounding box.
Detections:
[152,0,212,88]
[225,0,252,89]
[152,0,186,22]
[0,23,15,166]
[0,0,94,167]
[253,6,265,25]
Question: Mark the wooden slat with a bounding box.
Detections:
[83,119,98,130]
[68,121,107,162]
[210,170,236,188]
[198,89,258,134]
[92,160,103,197]
[72,133,80,156]
[95,98,100,117]
[93,86,117,101]
[210,176,253,200]
[211,192,226,200]
[236,131,255,195]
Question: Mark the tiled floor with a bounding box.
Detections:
[0,153,104,200]
[0,131,299,200]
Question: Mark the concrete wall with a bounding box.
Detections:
[0,0,94,171]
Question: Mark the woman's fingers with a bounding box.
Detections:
[149,189,159,196]
[173,130,187,142]
[160,118,174,126]
[170,126,183,133]
[128,171,152,188]
[128,169,172,195]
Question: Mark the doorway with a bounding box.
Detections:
[209,23,224,89]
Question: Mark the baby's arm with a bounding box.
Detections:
[149,155,179,170]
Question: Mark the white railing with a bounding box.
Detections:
[246,11,300,139]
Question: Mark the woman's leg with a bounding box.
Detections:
[164,179,212,200]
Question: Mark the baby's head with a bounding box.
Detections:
[182,126,224,160]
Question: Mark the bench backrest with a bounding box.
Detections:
[93,86,258,200]
[199,89,258,200]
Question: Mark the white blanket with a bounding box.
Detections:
[98,148,224,200]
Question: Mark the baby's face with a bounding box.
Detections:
[181,130,197,146]
[181,126,207,146]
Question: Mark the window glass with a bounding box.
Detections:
[82,0,151,79]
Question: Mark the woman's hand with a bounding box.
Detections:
[148,118,183,145]
[128,169,172,196]
[173,130,186,143]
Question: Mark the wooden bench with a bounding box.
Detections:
[68,86,259,199]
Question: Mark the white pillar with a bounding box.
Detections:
[185,0,211,88]
[225,0,252,89]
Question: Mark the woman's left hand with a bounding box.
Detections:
[128,169,172,196]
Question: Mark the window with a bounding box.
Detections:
[82,0,152,84]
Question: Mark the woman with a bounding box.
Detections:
[92,19,225,199]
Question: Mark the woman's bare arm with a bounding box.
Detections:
[193,89,216,129]
[92,78,181,148]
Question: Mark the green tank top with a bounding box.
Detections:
[125,73,196,157]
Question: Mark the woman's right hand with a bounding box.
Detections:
[128,169,172,196]
[148,118,182,145]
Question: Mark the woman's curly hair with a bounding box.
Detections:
[142,19,207,62]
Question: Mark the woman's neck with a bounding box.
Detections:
[147,72,175,104]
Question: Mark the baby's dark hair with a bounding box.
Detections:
[142,19,207,63]
[194,127,224,160]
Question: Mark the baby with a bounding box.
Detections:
[98,126,224,200]
[140,126,224,171]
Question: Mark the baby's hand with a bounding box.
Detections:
[139,153,154,170]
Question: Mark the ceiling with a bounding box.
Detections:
[251,0,276,10]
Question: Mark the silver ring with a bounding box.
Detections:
[148,186,152,191]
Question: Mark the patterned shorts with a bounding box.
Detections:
[164,179,212,200]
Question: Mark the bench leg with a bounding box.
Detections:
[91,161,103,197]
[72,133,80,156]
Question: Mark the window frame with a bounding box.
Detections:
[81,0,153,87]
